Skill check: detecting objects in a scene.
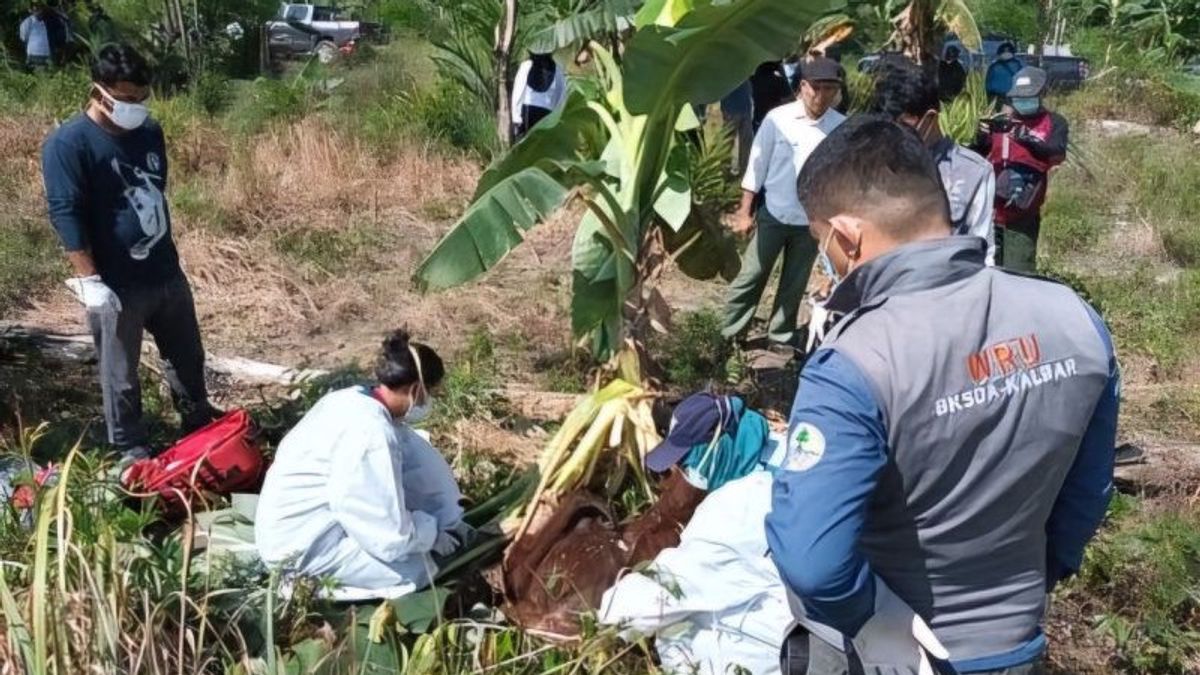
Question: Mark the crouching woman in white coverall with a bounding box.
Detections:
[255,329,467,600]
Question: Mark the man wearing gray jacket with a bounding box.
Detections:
[767,115,1117,673]
[873,61,996,265]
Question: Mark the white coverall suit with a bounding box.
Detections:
[255,386,464,600]
[600,457,947,673]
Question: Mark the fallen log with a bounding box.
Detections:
[0,322,327,386]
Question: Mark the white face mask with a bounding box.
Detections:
[96,85,149,130]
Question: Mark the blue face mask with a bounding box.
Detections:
[817,226,842,286]
[1011,96,1041,116]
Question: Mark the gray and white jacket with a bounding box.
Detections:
[767,236,1118,671]
[934,137,996,265]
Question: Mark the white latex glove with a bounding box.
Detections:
[805,298,831,354]
[851,576,950,674]
[431,529,462,557]
[65,275,122,314]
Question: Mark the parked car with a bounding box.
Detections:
[857,33,1090,91]
[265,3,386,63]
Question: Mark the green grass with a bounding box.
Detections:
[1039,127,1200,378]
[0,218,61,318]
[0,65,91,120]
[273,225,387,278]
[1074,495,1200,672]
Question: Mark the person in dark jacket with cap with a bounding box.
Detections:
[973,66,1069,272]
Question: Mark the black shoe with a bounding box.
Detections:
[180,405,224,436]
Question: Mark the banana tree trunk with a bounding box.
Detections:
[495,0,519,147]
[892,0,937,66]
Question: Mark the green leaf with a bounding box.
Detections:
[415,168,572,290]
[473,86,607,199]
[283,638,333,675]
[571,209,629,358]
[387,587,451,634]
[528,0,642,53]
[623,0,843,115]
[634,0,700,27]
[653,139,692,231]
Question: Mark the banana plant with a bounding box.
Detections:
[416,0,841,360]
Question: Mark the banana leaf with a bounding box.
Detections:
[936,0,981,51]
[473,86,607,199]
[529,0,642,53]
[634,0,699,27]
[652,139,692,231]
[415,168,573,291]
[623,0,844,116]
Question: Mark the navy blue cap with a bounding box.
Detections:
[645,393,735,472]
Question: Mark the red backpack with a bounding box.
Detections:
[122,409,265,514]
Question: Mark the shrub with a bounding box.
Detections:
[188,70,232,116]
[402,79,499,158]
[652,309,733,390]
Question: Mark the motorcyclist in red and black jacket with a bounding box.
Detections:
[973,66,1069,273]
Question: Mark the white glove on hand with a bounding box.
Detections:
[431,530,462,557]
[851,576,950,675]
[805,298,831,354]
[65,275,122,314]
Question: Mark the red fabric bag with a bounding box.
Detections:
[122,409,264,513]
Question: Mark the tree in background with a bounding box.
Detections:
[417,0,841,360]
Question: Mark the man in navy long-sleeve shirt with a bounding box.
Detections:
[766,115,1117,673]
[41,44,218,462]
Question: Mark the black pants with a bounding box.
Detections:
[87,275,214,449]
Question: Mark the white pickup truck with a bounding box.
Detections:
[265,3,385,63]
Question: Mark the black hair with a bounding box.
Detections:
[91,44,152,88]
[527,52,556,93]
[997,41,1016,55]
[375,329,445,390]
[796,114,950,234]
[871,61,940,118]
[945,45,961,58]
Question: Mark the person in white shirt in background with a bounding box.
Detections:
[510,50,567,139]
[19,4,53,68]
[722,57,846,352]
[254,329,469,601]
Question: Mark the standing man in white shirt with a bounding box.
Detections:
[722,57,846,350]
[19,4,53,68]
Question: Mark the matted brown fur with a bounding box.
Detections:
[501,471,706,639]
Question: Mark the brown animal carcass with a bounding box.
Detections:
[500,470,706,639]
